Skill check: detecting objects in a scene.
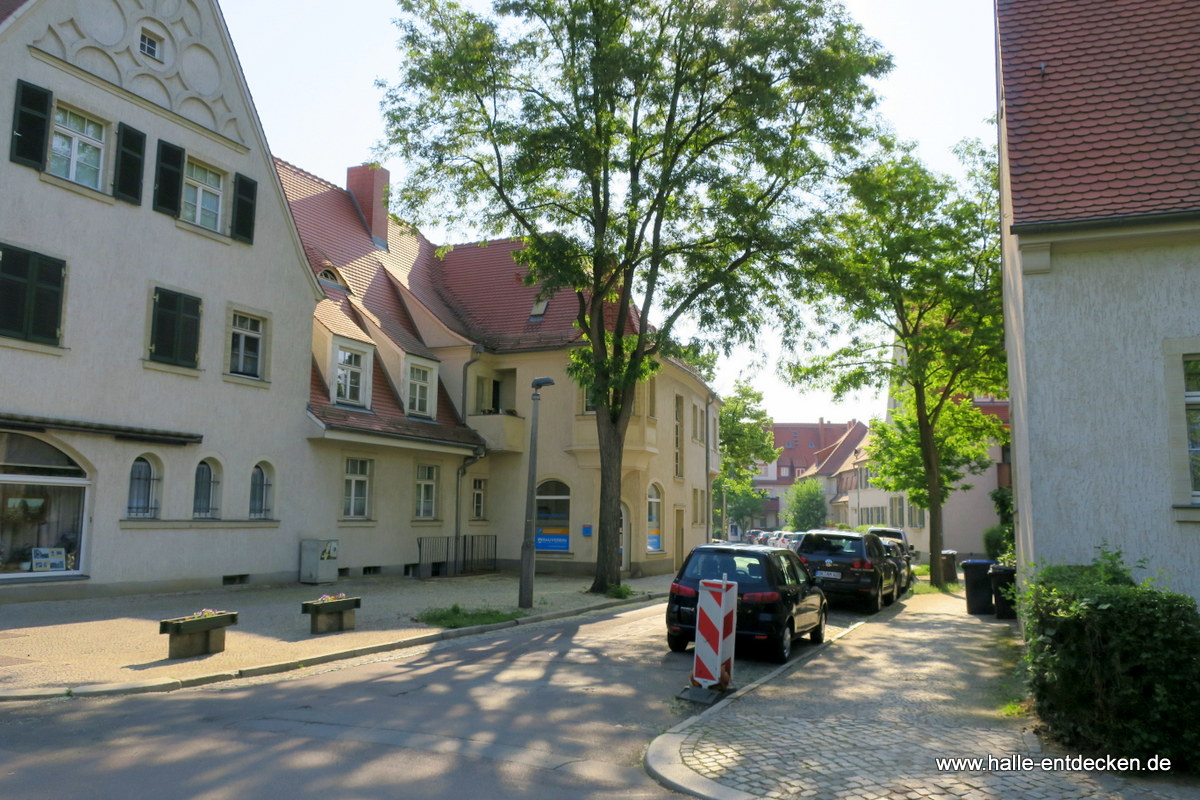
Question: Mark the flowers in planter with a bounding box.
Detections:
[315,593,347,603]
[184,608,231,619]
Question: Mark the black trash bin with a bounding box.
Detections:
[962,559,997,614]
[990,564,1017,619]
[939,550,958,584]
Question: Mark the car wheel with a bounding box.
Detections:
[884,579,896,606]
[667,632,689,653]
[868,583,883,613]
[772,621,794,663]
[810,607,826,644]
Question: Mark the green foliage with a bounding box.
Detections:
[605,583,635,599]
[866,391,1007,508]
[417,604,526,628]
[983,524,1013,562]
[1019,547,1200,770]
[781,478,827,532]
[713,381,780,533]
[382,0,891,592]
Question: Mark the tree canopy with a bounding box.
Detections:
[381,0,891,591]
[782,477,827,531]
[786,141,1005,586]
[713,381,780,535]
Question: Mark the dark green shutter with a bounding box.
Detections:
[10,80,52,170]
[152,140,185,216]
[230,173,257,243]
[112,123,146,204]
[150,287,200,367]
[0,243,64,346]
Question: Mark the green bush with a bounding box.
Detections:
[1020,552,1200,770]
[606,583,634,599]
[982,524,1013,561]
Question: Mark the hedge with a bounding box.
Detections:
[1021,565,1200,770]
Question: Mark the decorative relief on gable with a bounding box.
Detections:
[31,0,246,144]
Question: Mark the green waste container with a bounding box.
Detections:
[990,564,1017,619]
[939,550,958,584]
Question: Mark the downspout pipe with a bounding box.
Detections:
[453,445,487,576]
[706,392,715,542]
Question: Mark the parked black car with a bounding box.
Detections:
[881,539,914,596]
[666,543,827,663]
[797,530,898,612]
[868,526,917,560]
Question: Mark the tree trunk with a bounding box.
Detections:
[589,403,631,594]
[913,389,947,587]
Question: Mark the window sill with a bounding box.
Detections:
[175,218,231,245]
[645,549,668,556]
[223,372,271,389]
[0,336,67,357]
[1172,505,1200,524]
[337,519,377,527]
[411,518,442,525]
[331,402,373,413]
[143,358,202,378]
[535,551,575,558]
[120,518,281,529]
[40,171,115,205]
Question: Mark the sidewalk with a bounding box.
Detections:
[0,571,673,700]
[646,590,1199,800]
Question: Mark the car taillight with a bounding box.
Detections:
[851,559,873,570]
[799,556,808,563]
[670,582,698,597]
[741,591,781,603]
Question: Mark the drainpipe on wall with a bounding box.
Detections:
[706,392,715,542]
[459,345,486,423]
[453,446,487,577]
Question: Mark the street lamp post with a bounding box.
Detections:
[519,377,554,609]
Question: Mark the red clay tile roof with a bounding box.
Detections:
[0,0,28,26]
[998,0,1200,227]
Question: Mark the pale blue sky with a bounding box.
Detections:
[220,0,998,423]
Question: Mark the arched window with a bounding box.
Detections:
[193,459,220,519]
[647,484,663,551]
[534,480,570,552]
[249,463,272,520]
[127,457,157,519]
[2,434,89,574]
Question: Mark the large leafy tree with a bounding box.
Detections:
[787,142,1005,587]
[782,477,827,531]
[713,381,780,535]
[381,0,890,592]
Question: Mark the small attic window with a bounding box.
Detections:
[139,31,162,61]
[530,298,549,318]
[318,268,348,289]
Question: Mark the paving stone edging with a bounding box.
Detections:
[0,591,669,702]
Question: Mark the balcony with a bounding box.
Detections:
[567,414,659,470]
[468,411,526,452]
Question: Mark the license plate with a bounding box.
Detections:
[815,570,840,579]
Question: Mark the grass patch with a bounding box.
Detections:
[606,583,634,599]
[911,581,961,595]
[417,604,525,628]
[913,564,930,576]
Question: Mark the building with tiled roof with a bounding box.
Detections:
[278,159,719,579]
[749,420,852,529]
[0,0,324,594]
[998,0,1200,598]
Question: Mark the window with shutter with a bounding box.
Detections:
[153,140,185,216]
[112,123,145,204]
[231,173,257,243]
[149,287,201,367]
[0,241,65,346]
[10,80,52,170]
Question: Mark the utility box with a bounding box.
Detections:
[300,539,339,584]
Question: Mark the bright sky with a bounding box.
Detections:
[220,0,997,425]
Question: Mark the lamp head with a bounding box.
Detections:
[531,377,555,390]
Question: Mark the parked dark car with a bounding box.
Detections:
[881,539,914,596]
[868,526,917,560]
[666,543,827,663]
[797,530,898,612]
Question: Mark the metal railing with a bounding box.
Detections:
[417,534,497,576]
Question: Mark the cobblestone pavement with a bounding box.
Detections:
[649,590,1199,800]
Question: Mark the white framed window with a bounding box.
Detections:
[907,504,926,529]
[183,160,222,231]
[249,463,272,519]
[415,464,438,519]
[674,395,684,477]
[647,484,663,551]
[889,496,905,528]
[126,456,159,519]
[49,107,104,190]
[229,312,263,378]
[471,478,486,519]
[335,344,369,406]
[1185,359,1200,501]
[408,362,432,416]
[343,458,371,518]
[193,459,220,519]
[139,31,162,60]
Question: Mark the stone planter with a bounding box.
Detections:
[301,597,361,634]
[159,611,238,659]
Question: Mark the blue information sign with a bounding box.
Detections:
[535,529,570,551]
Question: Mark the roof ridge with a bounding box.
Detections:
[273,156,343,193]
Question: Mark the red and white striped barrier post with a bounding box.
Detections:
[692,577,737,691]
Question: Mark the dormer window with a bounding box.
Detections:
[530,298,548,318]
[139,31,162,61]
[407,361,433,416]
[333,340,372,408]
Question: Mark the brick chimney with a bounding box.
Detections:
[346,164,390,249]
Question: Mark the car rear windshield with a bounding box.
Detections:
[682,552,769,588]
[798,534,864,557]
